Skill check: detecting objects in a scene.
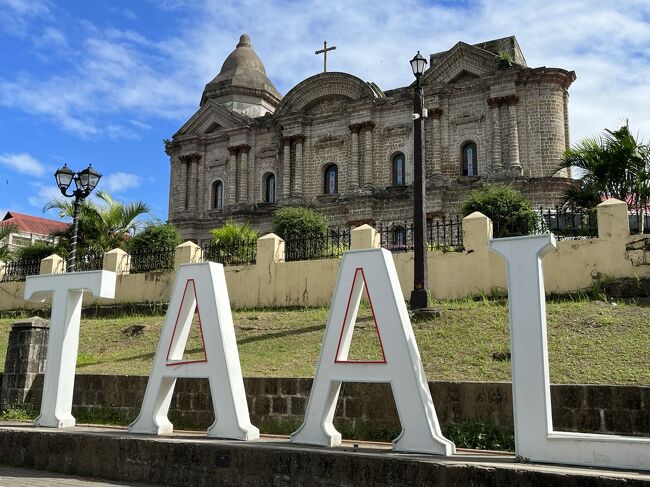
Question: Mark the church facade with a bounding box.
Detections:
[166,34,576,242]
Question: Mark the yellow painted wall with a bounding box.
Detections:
[1,203,648,311]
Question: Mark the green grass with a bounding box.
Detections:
[0,298,648,384]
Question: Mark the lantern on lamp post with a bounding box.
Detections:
[54,164,102,272]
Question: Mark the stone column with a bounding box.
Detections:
[1,317,49,410]
[239,145,250,203]
[349,124,361,191]
[506,96,521,172]
[247,145,256,204]
[430,109,443,177]
[187,154,199,212]
[488,98,503,172]
[282,137,291,199]
[227,146,238,205]
[362,122,375,190]
[179,156,189,210]
[293,136,304,198]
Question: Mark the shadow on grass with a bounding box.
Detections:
[76,323,327,369]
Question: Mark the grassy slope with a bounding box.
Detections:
[0,299,647,384]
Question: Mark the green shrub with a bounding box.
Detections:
[128,222,182,253]
[461,185,537,238]
[210,221,258,246]
[273,207,328,241]
[495,51,514,70]
[15,242,59,261]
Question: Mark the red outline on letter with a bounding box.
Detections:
[166,279,208,366]
[334,268,387,364]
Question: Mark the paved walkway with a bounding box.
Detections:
[0,466,157,486]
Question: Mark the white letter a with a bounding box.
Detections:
[129,262,258,440]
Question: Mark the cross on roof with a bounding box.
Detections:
[315,41,336,73]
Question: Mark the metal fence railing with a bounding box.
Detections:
[535,206,598,240]
[377,217,464,253]
[128,247,176,274]
[284,228,351,262]
[0,258,41,282]
[200,240,257,266]
[74,250,104,272]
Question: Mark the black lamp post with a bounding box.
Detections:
[409,51,429,310]
[54,164,102,272]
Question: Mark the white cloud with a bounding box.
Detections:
[28,183,61,211]
[0,0,649,145]
[101,172,143,193]
[0,152,47,177]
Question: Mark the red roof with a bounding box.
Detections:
[1,211,70,237]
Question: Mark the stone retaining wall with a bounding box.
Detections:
[8,375,649,438]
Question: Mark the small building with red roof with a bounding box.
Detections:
[0,211,70,251]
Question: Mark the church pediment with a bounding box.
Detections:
[277,72,382,116]
[421,42,496,85]
[174,100,251,137]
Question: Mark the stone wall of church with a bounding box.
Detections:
[168,70,573,241]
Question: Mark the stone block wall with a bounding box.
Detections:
[7,375,649,439]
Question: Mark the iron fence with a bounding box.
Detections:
[1,258,40,282]
[74,250,104,272]
[535,206,597,240]
[284,228,351,262]
[129,247,176,274]
[629,212,650,235]
[377,217,464,253]
[201,240,257,266]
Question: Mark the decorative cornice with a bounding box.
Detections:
[179,153,201,163]
[487,95,519,107]
[349,123,362,134]
[430,108,443,119]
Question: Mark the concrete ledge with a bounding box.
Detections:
[0,424,648,486]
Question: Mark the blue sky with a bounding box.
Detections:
[1,0,649,222]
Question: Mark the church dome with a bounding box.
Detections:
[201,34,281,117]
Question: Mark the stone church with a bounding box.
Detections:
[166,34,575,242]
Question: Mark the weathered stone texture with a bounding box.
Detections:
[167,35,576,241]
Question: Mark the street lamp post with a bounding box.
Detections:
[409,51,429,310]
[54,164,102,272]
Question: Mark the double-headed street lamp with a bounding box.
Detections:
[409,51,429,310]
[54,164,102,272]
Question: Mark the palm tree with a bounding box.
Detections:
[44,191,150,253]
[556,123,649,232]
[0,223,17,260]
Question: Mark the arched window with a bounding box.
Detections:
[392,153,406,186]
[211,181,223,209]
[263,173,276,203]
[324,164,338,194]
[462,141,478,176]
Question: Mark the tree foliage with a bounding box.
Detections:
[44,191,150,253]
[127,222,182,253]
[461,185,537,238]
[272,207,328,241]
[556,123,650,232]
[0,223,16,261]
[15,242,59,262]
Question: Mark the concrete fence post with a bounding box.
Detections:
[350,224,380,250]
[596,198,629,240]
[0,260,5,281]
[174,241,202,271]
[103,248,130,274]
[462,212,493,251]
[39,254,65,275]
[256,233,284,265]
[0,316,49,410]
